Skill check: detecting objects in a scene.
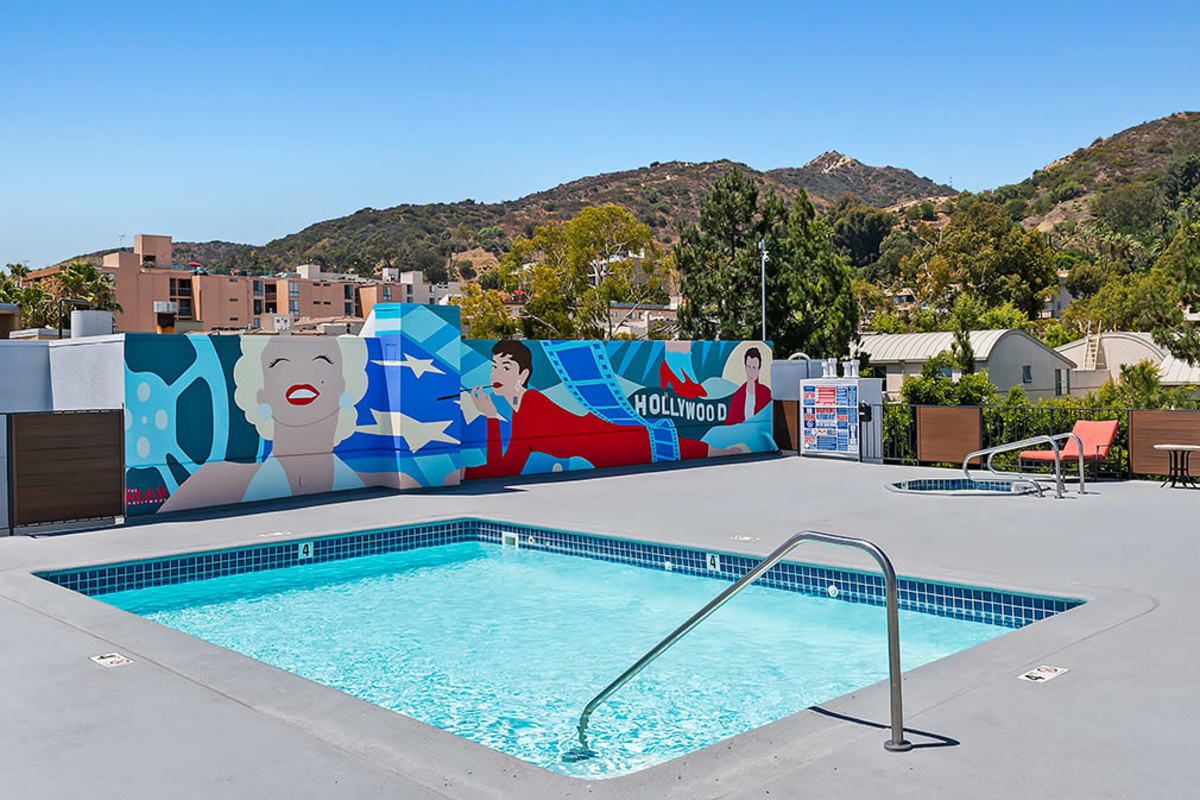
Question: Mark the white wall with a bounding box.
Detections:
[48,335,126,410]
[986,334,1073,400]
[0,341,52,412]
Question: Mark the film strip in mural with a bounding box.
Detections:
[541,340,681,462]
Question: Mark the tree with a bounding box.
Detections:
[5,263,29,279]
[58,261,121,312]
[866,228,917,284]
[0,274,55,328]
[497,204,669,339]
[1160,155,1200,206]
[478,269,501,290]
[1090,182,1164,234]
[1095,360,1197,410]
[1153,220,1200,363]
[933,200,1056,317]
[950,322,975,374]
[1064,268,1181,337]
[675,170,857,357]
[451,284,516,338]
[829,199,894,268]
[898,352,1000,406]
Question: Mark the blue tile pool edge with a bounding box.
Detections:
[36,517,1084,630]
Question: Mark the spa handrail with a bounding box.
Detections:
[962,433,1087,498]
[988,432,1086,495]
[569,531,912,757]
[964,435,1063,498]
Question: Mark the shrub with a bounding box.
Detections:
[1049,180,1086,203]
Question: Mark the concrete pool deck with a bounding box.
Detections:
[1,454,1196,798]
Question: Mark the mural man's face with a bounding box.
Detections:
[745,356,761,383]
[490,354,528,401]
[259,340,345,429]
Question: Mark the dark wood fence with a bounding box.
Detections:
[774,400,799,451]
[916,406,982,465]
[8,411,124,527]
[1129,410,1200,475]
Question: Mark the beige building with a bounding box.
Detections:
[1057,332,1200,397]
[28,236,460,333]
[607,302,677,339]
[854,329,1078,401]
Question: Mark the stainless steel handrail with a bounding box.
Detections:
[963,435,1064,498]
[971,434,1087,496]
[1048,433,1087,495]
[565,531,913,760]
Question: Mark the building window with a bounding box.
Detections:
[344,284,352,299]
[251,317,261,329]
[288,282,299,297]
[253,280,264,295]
[1066,370,1071,394]
[1055,369,1063,396]
[938,366,953,378]
[1022,365,1033,384]
[253,299,263,314]
[382,286,392,301]
[289,299,299,315]
[229,297,237,302]
[344,302,353,316]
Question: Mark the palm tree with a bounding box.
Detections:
[59,261,121,313]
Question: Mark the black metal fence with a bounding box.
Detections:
[881,404,1131,478]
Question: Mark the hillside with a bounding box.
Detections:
[1006,111,1200,232]
[767,152,954,208]
[53,155,955,274]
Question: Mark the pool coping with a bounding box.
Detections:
[0,513,1153,799]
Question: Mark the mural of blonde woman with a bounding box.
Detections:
[160,336,372,512]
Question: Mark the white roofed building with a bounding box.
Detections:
[1057,332,1200,397]
[854,329,1078,401]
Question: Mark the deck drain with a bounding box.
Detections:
[90,653,133,668]
[1018,665,1068,683]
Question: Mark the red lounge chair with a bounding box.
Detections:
[1018,420,1119,476]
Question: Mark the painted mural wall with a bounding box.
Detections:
[123,303,775,516]
[123,304,463,515]
[458,339,776,479]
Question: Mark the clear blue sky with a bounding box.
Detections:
[2,0,1197,267]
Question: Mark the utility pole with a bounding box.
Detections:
[758,239,768,341]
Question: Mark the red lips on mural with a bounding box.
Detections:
[285,384,320,405]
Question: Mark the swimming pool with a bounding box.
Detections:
[40,520,1082,779]
[889,477,1041,496]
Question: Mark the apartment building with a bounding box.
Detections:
[28,235,459,333]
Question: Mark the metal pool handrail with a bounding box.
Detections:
[964,435,1065,498]
[566,531,913,760]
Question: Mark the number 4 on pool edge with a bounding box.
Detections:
[298,542,312,560]
[706,553,721,571]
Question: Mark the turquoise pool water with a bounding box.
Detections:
[103,541,1008,778]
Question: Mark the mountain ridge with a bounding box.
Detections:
[50,153,953,272]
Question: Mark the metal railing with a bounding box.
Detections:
[564,531,912,761]
[963,435,1063,498]
[962,433,1088,498]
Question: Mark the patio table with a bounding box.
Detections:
[1153,444,1200,489]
